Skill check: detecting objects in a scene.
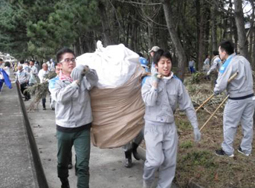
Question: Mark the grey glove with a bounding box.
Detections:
[71,64,85,80]
[152,73,159,84]
[193,128,201,142]
[71,65,90,85]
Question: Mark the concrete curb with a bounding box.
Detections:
[16,83,49,188]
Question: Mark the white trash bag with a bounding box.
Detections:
[76,41,140,89]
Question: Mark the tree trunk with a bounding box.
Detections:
[98,1,113,46]
[211,2,217,51]
[162,0,187,81]
[234,0,250,61]
[248,0,255,68]
[197,0,206,70]
[158,8,168,50]
[196,0,200,69]
[253,31,255,69]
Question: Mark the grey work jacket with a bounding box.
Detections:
[214,54,254,98]
[142,74,198,129]
[50,69,98,128]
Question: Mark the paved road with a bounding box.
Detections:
[0,83,38,188]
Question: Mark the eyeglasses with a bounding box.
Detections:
[60,58,76,63]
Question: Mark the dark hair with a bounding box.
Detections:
[153,49,172,65]
[137,52,144,57]
[20,60,24,64]
[219,40,234,55]
[4,61,10,67]
[212,50,219,56]
[56,47,75,62]
[0,58,3,62]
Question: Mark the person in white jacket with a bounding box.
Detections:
[207,51,222,75]
[38,63,49,110]
[141,49,201,188]
[214,40,254,157]
[50,47,98,188]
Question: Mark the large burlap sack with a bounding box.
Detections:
[76,41,145,148]
[90,65,145,148]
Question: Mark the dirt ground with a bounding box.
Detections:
[173,73,255,188]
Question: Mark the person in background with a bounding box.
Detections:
[141,49,201,188]
[47,58,55,72]
[0,59,5,92]
[50,47,98,188]
[188,59,196,74]
[148,46,160,75]
[29,60,38,86]
[16,65,30,101]
[214,40,254,157]
[23,61,31,73]
[49,63,61,110]
[207,50,222,76]
[3,61,11,76]
[122,55,149,168]
[38,63,49,110]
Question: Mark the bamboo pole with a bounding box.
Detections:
[195,94,214,112]
[195,72,238,112]
[199,95,229,131]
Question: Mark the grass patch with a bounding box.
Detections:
[180,140,193,149]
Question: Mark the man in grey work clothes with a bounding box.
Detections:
[214,40,254,157]
[141,49,201,188]
[50,48,98,188]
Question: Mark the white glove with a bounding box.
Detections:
[206,71,210,76]
[193,128,201,142]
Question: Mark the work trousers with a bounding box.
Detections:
[57,128,90,188]
[143,121,178,188]
[20,83,30,100]
[222,97,254,155]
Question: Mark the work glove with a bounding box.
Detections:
[152,73,159,83]
[193,128,201,142]
[81,65,90,77]
[71,65,90,85]
[152,73,162,88]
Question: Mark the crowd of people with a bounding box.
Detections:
[1,39,254,188]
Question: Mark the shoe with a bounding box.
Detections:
[237,147,250,156]
[124,151,132,168]
[68,163,73,169]
[215,149,234,157]
[132,143,140,160]
[43,107,46,110]
[60,178,70,188]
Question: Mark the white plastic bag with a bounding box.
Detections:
[76,41,140,89]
